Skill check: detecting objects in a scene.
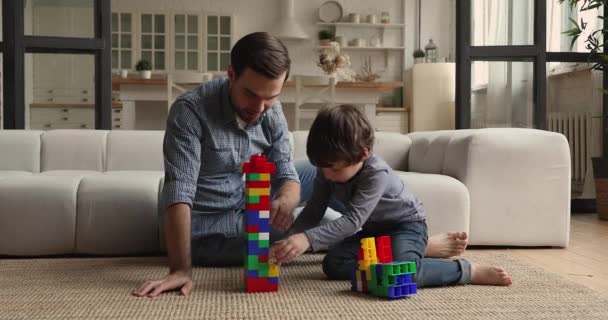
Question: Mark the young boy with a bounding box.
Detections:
[270,104,512,287]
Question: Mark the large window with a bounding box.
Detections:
[112,12,133,70]
[2,0,112,130]
[206,15,232,72]
[174,14,200,71]
[140,13,166,70]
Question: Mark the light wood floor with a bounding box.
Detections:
[472,214,608,297]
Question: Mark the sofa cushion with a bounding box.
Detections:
[394,171,470,236]
[41,130,108,172]
[0,130,42,172]
[76,171,164,254]
[106,131,164,171]
[0,174,88,255]
[0,171,33,179]
[407,130,476,174]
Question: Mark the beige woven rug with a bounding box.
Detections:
[1,252,607,320]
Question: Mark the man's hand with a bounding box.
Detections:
[270,197,294,231]
[132,270,193,298]
[270,181,300,231]
[270,233,310,264]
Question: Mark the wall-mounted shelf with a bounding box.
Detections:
[316,46,405,51]
[317,22,405,29]
[317,46,404,67]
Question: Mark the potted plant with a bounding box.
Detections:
[413,49,425,64]
[318,30,335,46]
[559,0,608,219]
[135,59,152,79]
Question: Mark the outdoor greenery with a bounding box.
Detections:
[559,0,607,71]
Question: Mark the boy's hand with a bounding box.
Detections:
[132,270,193,298]
[270,233,310,264]
[270,198,294,231]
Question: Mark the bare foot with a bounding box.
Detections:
[470,263,513,286]
[425,232,468,258]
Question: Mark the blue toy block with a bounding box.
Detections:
[247,240,267,255]
[246,210,260,225]
[268,277,279,285]
[258,219,270,232]
[247,270,258,277]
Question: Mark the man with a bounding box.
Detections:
[132,32,302,297]
[132,31,468,298]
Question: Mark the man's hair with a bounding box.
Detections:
[230,32,291,80]
[307,104,375,168]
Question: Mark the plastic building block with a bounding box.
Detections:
[243,154,279,293]
[351,235,417,299]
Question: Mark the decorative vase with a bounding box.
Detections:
[139,70,151,79]
[120,69,129,78]
[414,57,424,64]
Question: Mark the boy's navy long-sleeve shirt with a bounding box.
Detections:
[290,154,426,251]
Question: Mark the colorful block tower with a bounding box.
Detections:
[242,154,279,293]
[352,236,417,299]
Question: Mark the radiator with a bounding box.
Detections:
[547,112,592,183]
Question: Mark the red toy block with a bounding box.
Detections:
[246,203,271,211]
[242,154,276,174]
[247,225,259,233]
[246,277,278,293]
[357,248,364,261]
[258,254,269,263]
[246,180,271,188]
[376,236,393,263]
[246,195,271,210]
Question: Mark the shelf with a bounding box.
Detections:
[317,22,405,29]
[377,107,408,112]
[317,46,405,51]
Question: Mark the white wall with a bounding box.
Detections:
[111,0,454,80]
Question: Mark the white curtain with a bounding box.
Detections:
[471,0,534,128]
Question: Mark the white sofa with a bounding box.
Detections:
[0,128,571,256]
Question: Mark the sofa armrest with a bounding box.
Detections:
[408,128,571,247]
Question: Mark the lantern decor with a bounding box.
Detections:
[424,38,438,63]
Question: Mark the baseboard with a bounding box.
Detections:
[571,198,596,214]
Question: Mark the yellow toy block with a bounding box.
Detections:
[259,173,270,181]
[247,188,270,196]
[269,262,280,277]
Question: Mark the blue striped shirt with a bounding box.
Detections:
[161,77,299,237]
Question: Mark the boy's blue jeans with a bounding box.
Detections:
[321,221,471,287]
[191,160,472,287]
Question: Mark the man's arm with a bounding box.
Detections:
[133,100,202,298]
[166,203,192,274]
[264,103,301,230]
[270,180,300,230]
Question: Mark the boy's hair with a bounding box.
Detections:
[307,104,375,167]
[230,32,291,80]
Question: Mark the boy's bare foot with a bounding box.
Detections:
[470,263,512,286]
[426,232,468,258]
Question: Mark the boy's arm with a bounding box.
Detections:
[303,170,388,252]
[288,172,331,235]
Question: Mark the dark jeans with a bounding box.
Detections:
[322,221,471,287]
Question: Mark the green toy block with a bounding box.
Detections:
[247,173,261,181]
[246,255,258,270]
[247,233,258,241]
[247,195,260,204]
[259,240,269,248]
[258,263,269,277]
